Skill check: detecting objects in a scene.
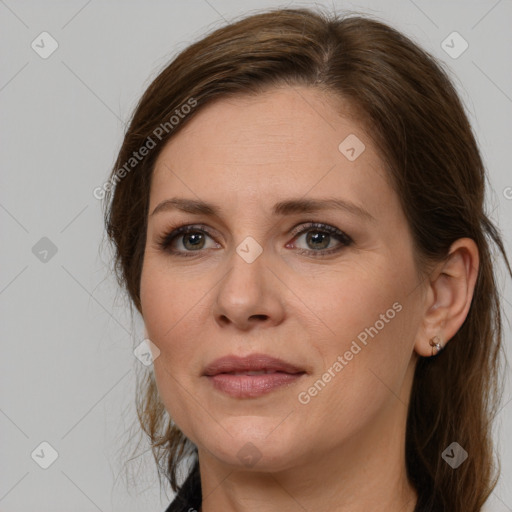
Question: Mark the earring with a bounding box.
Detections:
[429,335,443,356]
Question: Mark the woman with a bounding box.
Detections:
[102,7,510,512]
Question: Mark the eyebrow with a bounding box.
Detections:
[150,197,376,223]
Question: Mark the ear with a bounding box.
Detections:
[414,238,479,357]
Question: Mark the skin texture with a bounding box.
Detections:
[140,86,479,512]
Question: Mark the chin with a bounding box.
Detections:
[194,416,305,472]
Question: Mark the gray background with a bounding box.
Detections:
[1,0,511,511]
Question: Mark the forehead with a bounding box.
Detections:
[149,86,391,217]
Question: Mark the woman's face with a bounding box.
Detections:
[140,86,426,471]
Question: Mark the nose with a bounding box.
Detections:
[212,247,286,331]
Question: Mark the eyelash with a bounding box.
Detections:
[155,222,353,258]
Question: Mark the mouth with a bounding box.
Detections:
[203,353,305,376]
[203,354,307,398]
[218,370,295,375]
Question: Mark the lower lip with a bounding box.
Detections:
[206,372,305,398]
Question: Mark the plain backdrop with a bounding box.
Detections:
[1,1,511,511]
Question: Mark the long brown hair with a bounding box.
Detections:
[103,6,511,510]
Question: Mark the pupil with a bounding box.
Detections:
[184,233,204,250]
[307,231,329,250]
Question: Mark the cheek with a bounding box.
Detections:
[140,259,197,343]
[140,269,184,380]
[297,260,416,408]
[140,263,209,435]
[303,259,403,347]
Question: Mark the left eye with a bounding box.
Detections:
[287,223,353,255]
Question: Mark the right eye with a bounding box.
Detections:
[156,224,220,256]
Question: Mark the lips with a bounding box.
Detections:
[203,353,305,376]
[203,353,307,398]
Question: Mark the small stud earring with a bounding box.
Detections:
[429,335,443,356]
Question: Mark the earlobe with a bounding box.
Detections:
[414,238,479,358]
[428,335,443,357]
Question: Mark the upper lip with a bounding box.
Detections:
[203,353,306,376]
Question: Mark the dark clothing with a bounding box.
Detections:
[164,462,201,512]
